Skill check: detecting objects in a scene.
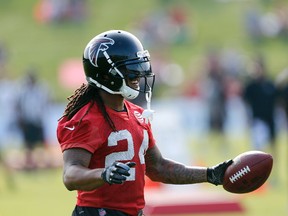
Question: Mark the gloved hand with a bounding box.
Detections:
[101,161,136,185]
[207,159,233,186]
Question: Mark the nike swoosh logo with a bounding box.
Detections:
[64,126,75,131]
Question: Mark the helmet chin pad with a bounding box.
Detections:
[87,76,139,100]
[120,83,139,99]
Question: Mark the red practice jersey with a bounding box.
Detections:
[57,100,156,215]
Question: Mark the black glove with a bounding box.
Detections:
[101,161,136,185]
[207,159,233,186]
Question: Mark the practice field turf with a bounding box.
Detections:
[0,132,286,216]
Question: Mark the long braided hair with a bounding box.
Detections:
[62,83,117,131]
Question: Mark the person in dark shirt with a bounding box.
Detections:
[243,55,278,154]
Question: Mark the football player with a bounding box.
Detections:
[57,30,232,216]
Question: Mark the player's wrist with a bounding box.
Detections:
[207,167,218,185]
[207,160,233,186]
[101,167,112,184]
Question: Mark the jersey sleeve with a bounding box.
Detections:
[57,118,103,153]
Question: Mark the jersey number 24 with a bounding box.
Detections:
[105,129,149,181]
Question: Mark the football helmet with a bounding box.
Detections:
[83,30,155,100]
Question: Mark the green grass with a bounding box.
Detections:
[0,132,286,216]
[0,168,74,216]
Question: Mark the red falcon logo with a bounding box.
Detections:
[87,37,114,67]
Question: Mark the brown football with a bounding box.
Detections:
[223,151,273,194]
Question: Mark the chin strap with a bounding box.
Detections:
[142,91,155,124]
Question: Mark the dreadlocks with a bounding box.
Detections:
[62,83,117,131]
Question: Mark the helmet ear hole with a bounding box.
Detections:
[105,73,123,91]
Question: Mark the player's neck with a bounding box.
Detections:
[99,90,125,111]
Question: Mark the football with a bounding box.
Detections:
[223,151,273,194]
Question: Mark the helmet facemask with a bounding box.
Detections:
[85,48,155,98]
[116,56,155,100]
[110,51,156,123]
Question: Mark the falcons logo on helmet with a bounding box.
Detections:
[86,37,115,67]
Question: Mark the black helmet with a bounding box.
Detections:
[83,30,155,99]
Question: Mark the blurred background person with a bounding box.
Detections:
[202,48,227,135]
[276,67,288,122]
[0,42,17,189]
[242,54,278,156]
[33,0,87,24]
[15,68,52,170]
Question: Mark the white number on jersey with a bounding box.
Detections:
[105,129,149,181]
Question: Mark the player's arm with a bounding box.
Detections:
[145,145,207,184]
[62,148,105,191]
[63,148,135,191]
[145,145,232,185]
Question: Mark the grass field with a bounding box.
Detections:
[0,131,286,216]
